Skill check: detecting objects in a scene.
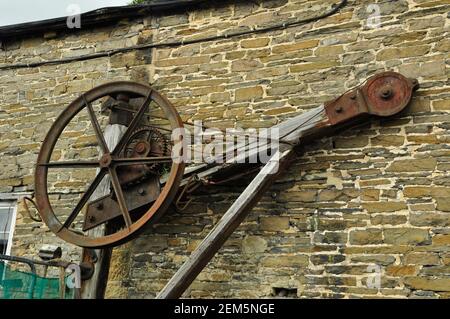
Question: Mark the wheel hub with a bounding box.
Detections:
[135,141,150,155]
[99,153,113,168]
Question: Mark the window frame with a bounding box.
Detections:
[0,200,18,256]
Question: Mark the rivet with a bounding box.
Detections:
[138,188,145,195]
[335,106,343,113]
[96,203,103,210]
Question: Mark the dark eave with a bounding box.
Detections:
[0,0,208,41]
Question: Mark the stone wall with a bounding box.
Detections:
[0,0,449,297]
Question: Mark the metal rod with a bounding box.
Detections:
[0,254,37,299]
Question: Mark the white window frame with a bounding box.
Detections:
[0,196,20,256]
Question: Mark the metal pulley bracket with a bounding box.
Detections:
[324,72,418,125]
[83,176,161,231]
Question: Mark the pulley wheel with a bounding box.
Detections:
[35,82,185,248]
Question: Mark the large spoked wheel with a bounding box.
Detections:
[35,82,185,248]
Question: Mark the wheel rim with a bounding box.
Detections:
[35,82,185,248]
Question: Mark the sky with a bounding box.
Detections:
[0,0,130,26]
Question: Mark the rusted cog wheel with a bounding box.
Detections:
[35,82,185,248]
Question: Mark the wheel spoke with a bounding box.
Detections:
[112,105,168,123]
[109,167,132,229]
[40,160,99,168]
[113,156,172,166]
[60,169,107,231]
[112,91,153,156]
[83,94,109,154]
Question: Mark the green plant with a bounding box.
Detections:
[130,0,149,4]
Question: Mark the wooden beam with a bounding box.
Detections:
[81,124,127,299]
[156,105,331,299]
[157,148,295,299]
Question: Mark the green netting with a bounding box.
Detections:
[0,262,75,299]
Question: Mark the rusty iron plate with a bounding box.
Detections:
[83,176,161,231]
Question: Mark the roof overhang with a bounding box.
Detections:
[0,0,208,41]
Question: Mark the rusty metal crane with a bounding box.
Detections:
[33,71,418,298]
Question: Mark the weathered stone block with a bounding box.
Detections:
[313,231,348,245]
[433,100,450,111]
[342,52,374,65]
[314,45,344,57]
[386,158,437,172]
[349,229,383,245]
[404,277,450,292]
[361,189,380,201]
[407,135,439,144]
[399,61,445,79]
[362,202,407,213]
[376,46,430,60]
[290,61,339,73]
[132,237,168,253]
[310,254,345,265]
[259,216,290,232]
[246,67,289,81]
[371,135,405,147]
[242,236,267,254]
[404,252,440,266]
[433,234,450,245]
[317,189,343,201]
[436,197,450,212]
[410,212,450,227]
[210,92,230,103]
[155,56,209,67]
[334,136,369,149]
[272,40,319,54]
[383,228,431,245]
[408,16,444,30]
[350,255,395,266]
[263,106,296,116]
[235,86,264,102]
[231,59,263,72]
[386,265,417,277]
[241,38,270,48]
[260,255,309,268]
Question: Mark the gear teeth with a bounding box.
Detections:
[123,127,171,187]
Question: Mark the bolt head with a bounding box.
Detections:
[99,153,112,168]
[379,85,394,100]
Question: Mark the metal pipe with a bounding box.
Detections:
[0,254,37,298]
